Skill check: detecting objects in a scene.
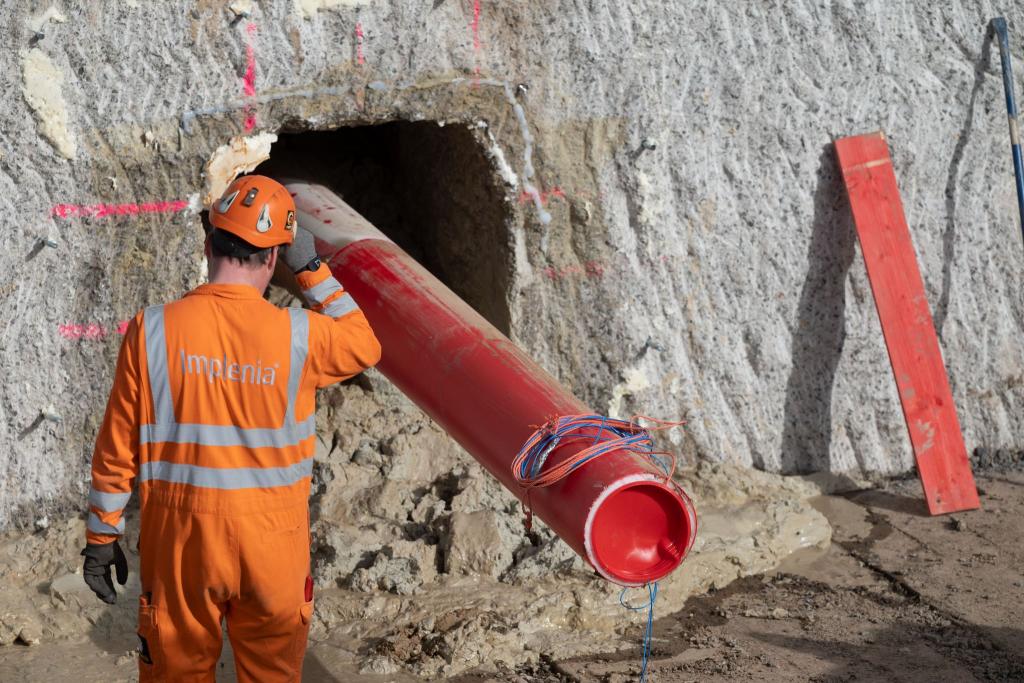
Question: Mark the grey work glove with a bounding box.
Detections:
[283,227,320,274]
[81,541,128,604]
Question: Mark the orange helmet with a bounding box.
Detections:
[208,175,297,248]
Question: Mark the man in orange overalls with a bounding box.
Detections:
[80,175,381,681]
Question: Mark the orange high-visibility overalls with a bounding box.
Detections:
[86,264,381,682]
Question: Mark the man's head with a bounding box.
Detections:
[205,175,297,292]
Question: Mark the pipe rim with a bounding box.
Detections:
[583,474,697,587]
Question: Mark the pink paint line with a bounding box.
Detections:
[243,22,258,131]
[51,200,189,219]
[58,319,130,340]
[243,50,256,96]
[519,186,566,206]
[471,0,481,76]
[355,22,365,65]
[471,1,481,51]
[542,254,675,282]
[542,260,607,281]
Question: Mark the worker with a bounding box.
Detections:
[79,175,381,682]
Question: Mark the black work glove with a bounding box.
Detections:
[283,227,320,274]
[81,541,128,604]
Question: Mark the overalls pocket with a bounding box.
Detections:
[137,593,161,680]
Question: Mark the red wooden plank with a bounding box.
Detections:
[835,131,979,515]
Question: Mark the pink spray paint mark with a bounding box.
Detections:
[542,253,681,282]
[519,186,566,206]
[58,319,131,341]
[355,22,365,65]
[542,260,608,282]
[471,0,481,77]
[51,200,189,219]
[243,22,258,131]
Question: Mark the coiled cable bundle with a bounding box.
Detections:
[511,414,682,490]
[511,413,684,533]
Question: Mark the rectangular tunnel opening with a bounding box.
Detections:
[257,121,514,335]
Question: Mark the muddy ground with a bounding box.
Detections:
[500,470,1024,683]
[1,466,1022,681]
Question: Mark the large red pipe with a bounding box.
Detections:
[286,181,696,586]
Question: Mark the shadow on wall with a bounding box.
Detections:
[934,27,994,341]
[779,145,857,474]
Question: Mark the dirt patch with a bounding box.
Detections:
[4,473,1021,680]
[458,473,1024,682]
[543,565,1024,682]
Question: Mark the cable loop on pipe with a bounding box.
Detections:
[511,414,685,530]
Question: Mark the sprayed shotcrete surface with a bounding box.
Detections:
[2,0,1024,676]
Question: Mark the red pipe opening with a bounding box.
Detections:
[588,482,690,584]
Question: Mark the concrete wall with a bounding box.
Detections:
[3,0,1024,529]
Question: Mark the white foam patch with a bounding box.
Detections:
[21,49,75,160]
[484,130,519,188]
[202,133,278,206]
[295,0,374,18]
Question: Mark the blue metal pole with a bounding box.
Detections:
[992,17,1024,246]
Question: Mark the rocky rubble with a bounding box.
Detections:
[0,384,832,677]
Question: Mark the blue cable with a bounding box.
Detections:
[620,582,659,682]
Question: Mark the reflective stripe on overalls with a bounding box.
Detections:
[302,278,359,318]
[86,488,130,535]
[138,305,314,489]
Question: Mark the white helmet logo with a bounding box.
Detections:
[256,205,273,232]
[216,190,239,214]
